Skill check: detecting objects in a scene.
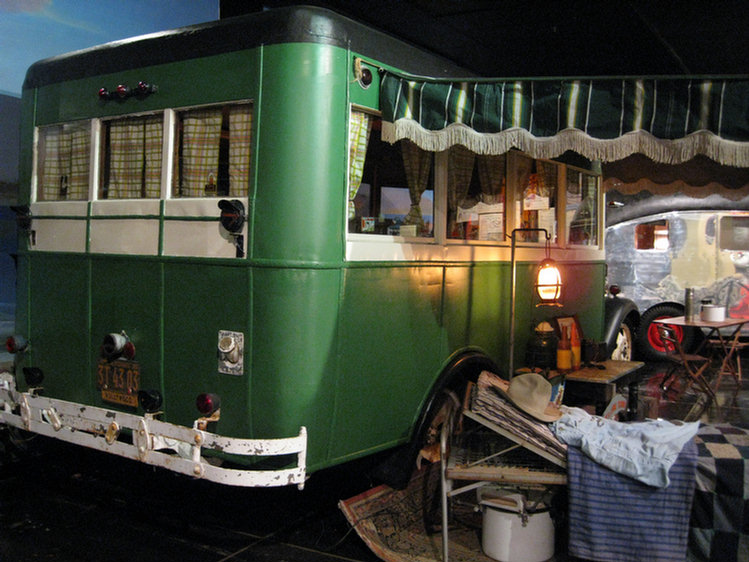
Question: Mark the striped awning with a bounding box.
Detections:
[380,71,749,167]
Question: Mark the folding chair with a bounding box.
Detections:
[704,328,746,391]
[657,325,716,401]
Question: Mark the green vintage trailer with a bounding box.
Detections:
[0,5,659,489]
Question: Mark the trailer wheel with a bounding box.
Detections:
[610,318,635,361]
[636,304,696,361]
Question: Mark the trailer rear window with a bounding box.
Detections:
[99,114,163,199]
[172,103,252,198]
[36,121,91,201]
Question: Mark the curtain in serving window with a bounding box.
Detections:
[348,111,371,219]
[447,145,474,237]
[108,116,162,198]
[477,154,506,204]
[228,105,251,196]
[179,109,222,197]
[40,124,89,201]
[402,140,432,228]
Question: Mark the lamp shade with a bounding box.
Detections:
[536,258,562,303]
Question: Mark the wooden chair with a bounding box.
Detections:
[657,325,716,401]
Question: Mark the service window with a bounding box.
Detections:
[567,169,599,246]
[511,152,559,244]
[36,121,91,201]
[446,146,505,242]
[635,220,669,250]
[172,103,252,197]
[349,112,433,237]
[719,215,749,251]
[99,114,163,199]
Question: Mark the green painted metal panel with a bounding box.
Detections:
[250,266,341,466]
[89,258,162,409]
[162,262,252,432]
[33,50,260,126]
[251,44,347,265]
[331,265,448,458]
[24,254,91,404]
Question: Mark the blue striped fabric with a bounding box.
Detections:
[567,439,697,562]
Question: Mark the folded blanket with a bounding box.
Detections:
[567,439,697,562]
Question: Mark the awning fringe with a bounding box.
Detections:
[382,120,749,167]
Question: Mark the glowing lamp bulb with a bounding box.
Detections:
[536,259,562,303]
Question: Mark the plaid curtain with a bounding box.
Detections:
[348,111,372,219]
[108,115,162,198]
[447,145,474,238]
[401,140,432,228]
[228,104,252,196]
[178,109,222,197]
[477,154,506,204]
[40,123,89,200]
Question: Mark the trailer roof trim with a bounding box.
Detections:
[23,5,469,90]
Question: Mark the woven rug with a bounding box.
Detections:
[339,464,494,562]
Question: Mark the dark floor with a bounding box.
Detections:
[0,358,747,562]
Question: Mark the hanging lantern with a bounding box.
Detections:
[536,258,562,304]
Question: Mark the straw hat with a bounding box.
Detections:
[496,372,562,422]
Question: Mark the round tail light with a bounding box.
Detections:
[196,393,221,416]
[6,335,28,354]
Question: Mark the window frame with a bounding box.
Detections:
[32,100,253,205]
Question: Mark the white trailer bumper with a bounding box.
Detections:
[0,372,307,489]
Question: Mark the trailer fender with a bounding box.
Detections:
[371,349,497,489]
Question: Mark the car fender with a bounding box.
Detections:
[603,295,640,355]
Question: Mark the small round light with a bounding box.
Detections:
[138,389,163,413]
[122,341,136,360]
[22,367,44,387]
[101,333,127,359]
[609,284,621,296]
[98,87,110,100]
[6,335,28,354]
[360,67,373,87]
[116,84,130,98]
[196,393,221,416]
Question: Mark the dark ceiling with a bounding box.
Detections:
[220,1,749,77]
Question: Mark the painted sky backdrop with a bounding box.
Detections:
[0,0,219,96]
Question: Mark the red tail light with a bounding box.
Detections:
[6,335,28,354]
[196,393,221,416]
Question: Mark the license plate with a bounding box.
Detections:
[96,359,140,407]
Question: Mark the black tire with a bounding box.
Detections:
[636,303,696,361]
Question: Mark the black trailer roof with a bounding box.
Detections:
[24,5,470,90]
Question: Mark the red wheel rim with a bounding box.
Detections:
[647,317,683,353]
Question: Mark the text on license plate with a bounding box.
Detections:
[96,359,140,407]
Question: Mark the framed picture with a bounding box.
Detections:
[552,315,583,340]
